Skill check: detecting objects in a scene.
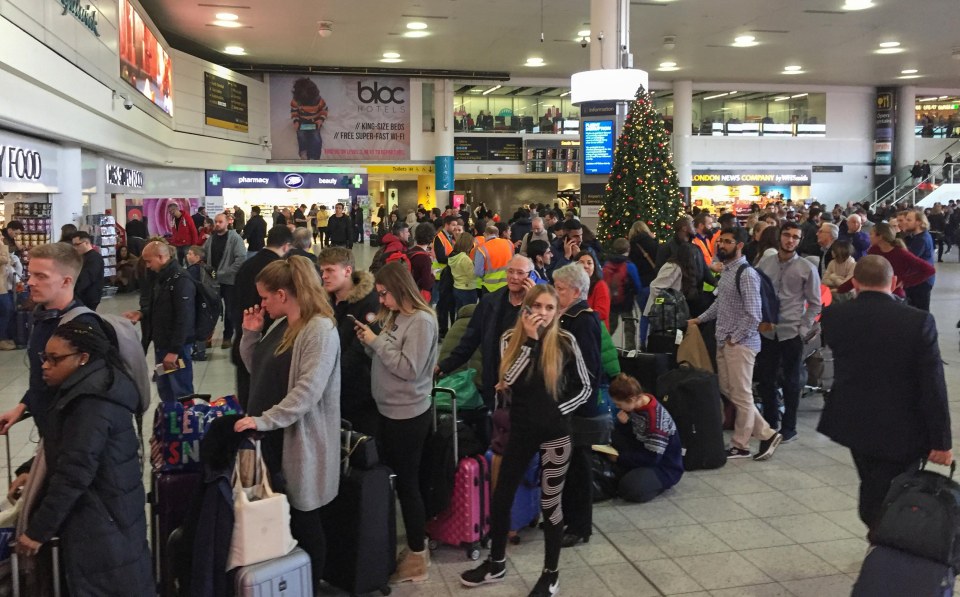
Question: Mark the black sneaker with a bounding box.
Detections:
[529,569,559,597]
[460,558,506,587]
[780,429,799,444]
[725,447,752,459]
[754,432,783,461]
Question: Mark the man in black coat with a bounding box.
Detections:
[318,247,380,436]
[230,226,292,408]
[817,255,952,531]
[243,206,267,252]
[326,202,354,248]
[69,231,104,310]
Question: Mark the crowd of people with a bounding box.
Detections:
[0,192,952,596]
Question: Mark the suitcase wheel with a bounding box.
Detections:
[428,539,439,551]
[379,586,392,596]
[467,542,481,561]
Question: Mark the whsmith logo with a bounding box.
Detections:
[58,0,100,37]
[357,82,406,104]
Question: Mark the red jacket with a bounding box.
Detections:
[380,233,407,255]
[588,280,611,330]
[170,214,199,248]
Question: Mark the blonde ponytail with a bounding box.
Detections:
[256,256,334,354]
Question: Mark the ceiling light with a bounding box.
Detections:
[703,92,730,100]
[223,46,245,55]
[732,35,758,47]
[658,66,680,72]
[481,85,502,96]
[774,96,791,101]
[215,12,238,20]
[876,47,904,54]
[383,52,400,59]
[842,0,874,9]
[918,97,938,102]
[380,58,403,63]
[901,68,918,74]
[784,65,803,71]
[525,57,545,67]
[899,75,922,79]
[939,96,949,100]
[782,69,804,75]
[659,61,677,68]
[878,41,900,48]
[791,93,808,98]
[403,30,430,38]
[406,22,428,30]
[578,29,591,37]
[213,20,242,28]
[560,91,571,97]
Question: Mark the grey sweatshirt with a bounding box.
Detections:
[367,309,439,419]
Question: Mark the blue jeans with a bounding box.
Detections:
[0,292,12,341]
[453,288,477,315]
[637,286,651,348]
[155,344,195,402]
[296,129,323,159]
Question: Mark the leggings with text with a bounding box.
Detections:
[490,432,572,571]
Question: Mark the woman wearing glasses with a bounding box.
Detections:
[16,320,153,595]
[355,261,439,584]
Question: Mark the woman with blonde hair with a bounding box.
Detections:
[355,261,438,584]
[234,255,341,586]
[460,284,591,597]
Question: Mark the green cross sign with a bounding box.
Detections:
[351,175,364,189]
[209,173,221,186]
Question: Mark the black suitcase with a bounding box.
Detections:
[150,471,202,596]
[656,364,726,470]
[12,310,31,348]
[369,233,381,247]
[320,464,395,596]
[852,545,955,597]
[617,349,672,397]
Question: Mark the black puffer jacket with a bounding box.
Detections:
[144,260,196,351]
[331,271,380,435]
[26,361,153,596]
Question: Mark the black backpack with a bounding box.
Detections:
[647,288,691,335]
[872,462,960,568]
[736,264,780,325]
[173,268,221,340]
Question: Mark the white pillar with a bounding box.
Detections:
[52,146,83,233]
[895,86,916,174]
[672,80,693,188]
[433,79,455,207]
[589,0,619,70]
[88,157,108,215]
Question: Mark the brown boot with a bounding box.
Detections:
[390,549,429,584]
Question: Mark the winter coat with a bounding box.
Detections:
[326,214,354,245]
[243,215,267,251]
[331,271,381,434]
[144,260,196,351]
[203,229,247,286]
[26,360,153,596]
[169,214,200,248]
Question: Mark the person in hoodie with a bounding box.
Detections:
[17,320,153,595]
[319,246,381,436]
[607,373,683,503]
[510,208,533,251]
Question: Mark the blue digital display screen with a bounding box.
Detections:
[583,120,615,175]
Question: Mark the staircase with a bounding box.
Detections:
[863,140,960,211]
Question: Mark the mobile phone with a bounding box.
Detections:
[522,305,533,316]
[346,314,359,325]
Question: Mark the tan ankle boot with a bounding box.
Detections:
[390,549,429,584]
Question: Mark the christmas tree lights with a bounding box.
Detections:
[597,85,685,248]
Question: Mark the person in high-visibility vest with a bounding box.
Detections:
[433,215,459,334]
[691,213,716,266]
[473,224,515,294]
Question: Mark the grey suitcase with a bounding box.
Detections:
[234,547,312,597]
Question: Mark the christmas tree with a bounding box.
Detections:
[597,85,685,247]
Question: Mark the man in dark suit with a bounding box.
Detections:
[817,255,953,532]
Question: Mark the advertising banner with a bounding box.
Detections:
[126,198,202,237]
[269,75,410,161]
[204,170,368,196]
[119,0,173,115]
[874,87,896,176]
[691,170,812,186]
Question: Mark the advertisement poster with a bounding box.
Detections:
[269,75,410,161]
[874,87,896,176]
[126,198,201,237]
[119,0,173,115]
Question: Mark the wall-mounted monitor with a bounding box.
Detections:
[583,120,615,176]
[119,0,173,115]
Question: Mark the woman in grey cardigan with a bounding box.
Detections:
[234,255,340,586]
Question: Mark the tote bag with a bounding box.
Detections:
[227,441,298,570]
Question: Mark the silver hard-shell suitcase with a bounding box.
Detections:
[234,547,312,597]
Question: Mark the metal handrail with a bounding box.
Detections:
[862,138,960,210]
[876,163,960,210]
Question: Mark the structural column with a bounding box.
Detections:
[52,146,83,233]
[589,0,619,70]
[672,80,693,188]
[433,79,455,208]
[895,86,916,175]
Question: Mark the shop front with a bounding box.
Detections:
[0,129,61,249]
[691,169,812,217]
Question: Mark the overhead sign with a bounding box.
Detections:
[269,75,410,161]
[524,138,581,173]
[57,0,99,36]
[366,165,434,174]
[205,170,368,196]
[454,137,523,161]
[0,130,59,192]
[583,120,615,176]
[691,170,812,186]
[812,165,844,173]
[204,72,249,133]
[106,164,144,189]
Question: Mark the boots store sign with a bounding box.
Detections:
[0,132,59,192]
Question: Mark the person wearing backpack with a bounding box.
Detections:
[756,221,821,444]
[203,213,246,349]
[185,245,220,362]
[603,238,644,350]
[369,221,410,274]
[689,227,783,461]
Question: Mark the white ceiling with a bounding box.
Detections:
[140,0,960,87]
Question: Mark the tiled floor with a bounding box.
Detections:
[2,244,959,596]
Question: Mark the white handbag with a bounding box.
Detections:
[227,441,298,570]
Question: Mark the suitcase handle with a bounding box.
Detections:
[920,459,957,478]
[431,387,458,468]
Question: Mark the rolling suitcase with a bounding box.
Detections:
[150,471,202,595]
[234,547,312,597]
[617,349,672,397]
[486,450,540,542]
[852,545,955,597]
[425,387,490,560]
[656,364,726,471]
[12,311,31,349]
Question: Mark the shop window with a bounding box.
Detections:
[690,91,826,137]
[915,97,960,137]
[453,86,579,134]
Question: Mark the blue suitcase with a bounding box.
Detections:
[852,545,955,597]
[486,450,540,541]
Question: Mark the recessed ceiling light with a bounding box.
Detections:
[560,91,571,97]
[659,61,677,68]
[898,75,922,79]
[784,65,803,71]
[791,93,808,98]
[876,47,904,54]
[879,41,901,48]
[842,0,874,9]
[782,69,804,75]
[732,35,758,47]
[406,22,428,30]
[578,30,591,37]
[901,68,918,74]
[223,46,245,55]
[403,30,430,38]
[215,12,238,21]
[213,20,243,28]
[380,58,403,63]
[481,85,502,96]
[774,96,791,101]
[383,52,400,59]
[525,57,545,67]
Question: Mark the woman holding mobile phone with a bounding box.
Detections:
[460,284,592,597]
[355,261,439,584]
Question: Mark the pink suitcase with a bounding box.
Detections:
[425,387,490,560]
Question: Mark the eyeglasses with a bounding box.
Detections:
[38,352,80,366]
